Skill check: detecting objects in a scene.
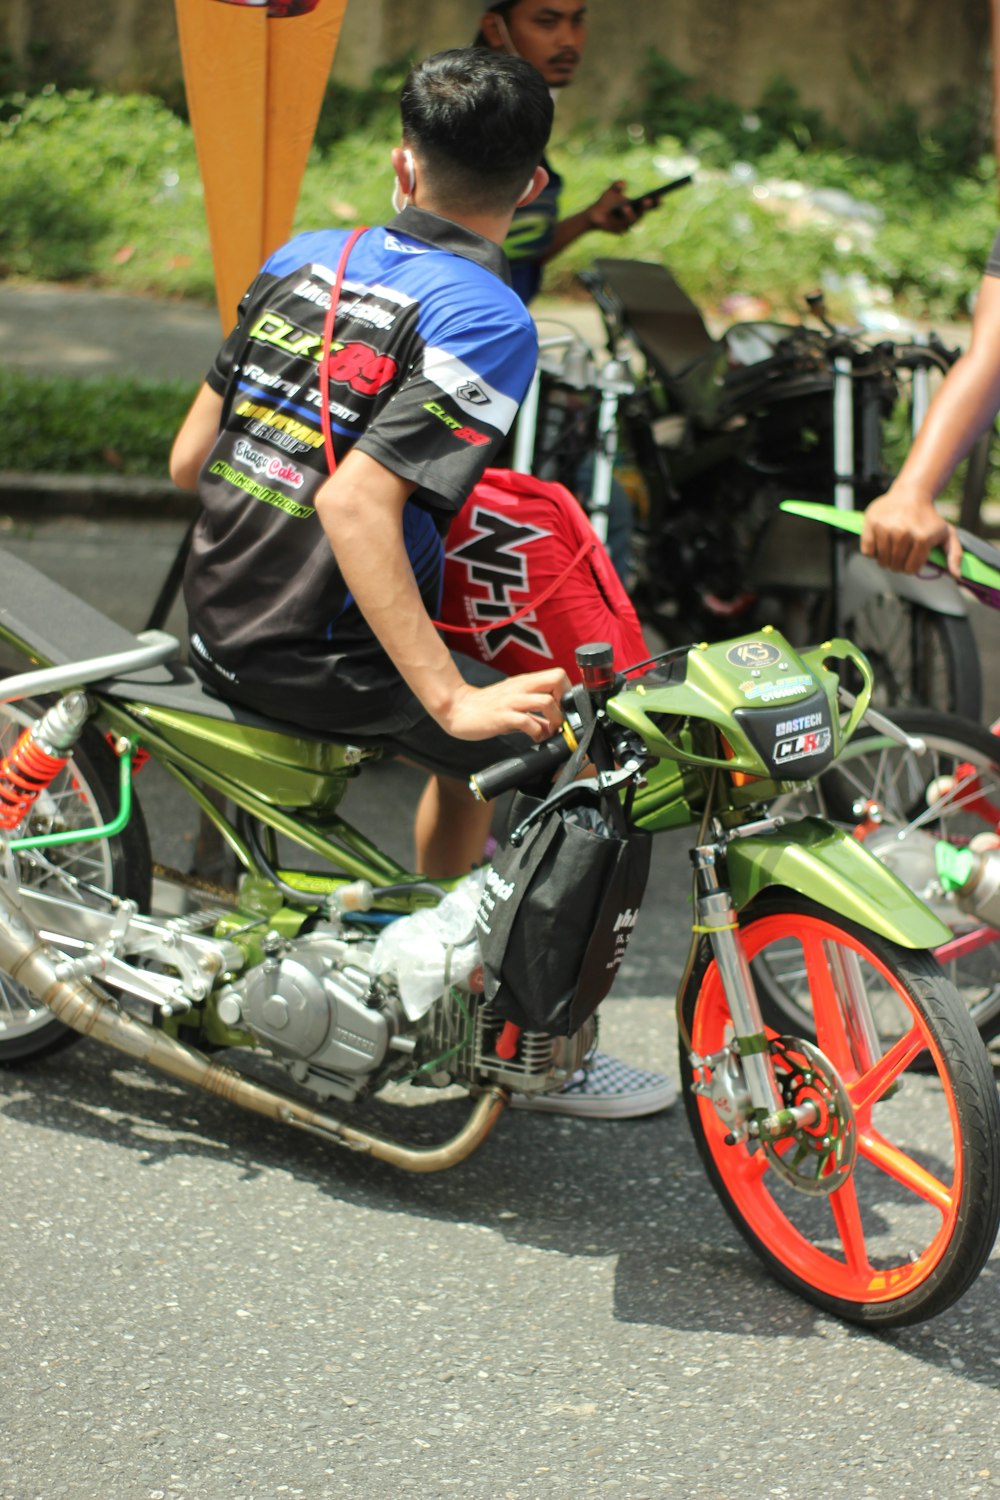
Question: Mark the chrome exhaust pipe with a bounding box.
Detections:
[0,897,507,1173]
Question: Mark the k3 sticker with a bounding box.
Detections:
[726,640,782,669]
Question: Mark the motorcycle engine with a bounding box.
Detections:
[219,931,402,1101]
[215,927,598,1105]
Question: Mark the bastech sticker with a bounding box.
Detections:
[774,712,823,737]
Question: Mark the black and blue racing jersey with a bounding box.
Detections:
[183,206,538,733]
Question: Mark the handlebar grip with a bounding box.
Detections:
[470,725,576,803]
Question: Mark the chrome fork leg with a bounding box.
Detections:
[692,844,782,1114]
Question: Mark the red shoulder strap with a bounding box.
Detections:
[434,536,594,635]
[320,226,368,476]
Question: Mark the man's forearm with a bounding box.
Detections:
[890,276,1000,502]
[545,208,594,259]
[890,351,1000,501]
[314,452,466,722]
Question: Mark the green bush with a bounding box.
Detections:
[312,59,411,151]
[0,370,197,477]
[0,87,215,297]
[625,51,839,162]
[0,80,996,324]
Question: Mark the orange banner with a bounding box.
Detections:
[174,0,350,329]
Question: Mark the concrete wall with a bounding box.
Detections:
[2,0,991,136]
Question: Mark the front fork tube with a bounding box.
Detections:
[691,844,783,1116]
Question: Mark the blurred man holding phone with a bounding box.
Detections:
[474,2,653,303]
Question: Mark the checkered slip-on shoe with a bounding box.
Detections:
[511,1051,677,1120]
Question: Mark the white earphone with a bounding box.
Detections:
[392,148,416,214]
[516,175,537,206]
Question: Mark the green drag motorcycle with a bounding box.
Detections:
[0,545,996,1329]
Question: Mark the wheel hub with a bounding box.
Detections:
[760,1036,856,1195]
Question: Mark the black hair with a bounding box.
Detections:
[399,49,552,214]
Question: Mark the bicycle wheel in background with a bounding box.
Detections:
[765,709,1000,1047]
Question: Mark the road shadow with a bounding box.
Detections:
[2,1035,999,1385]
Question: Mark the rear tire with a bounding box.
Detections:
[0,700,150,1063]
[682,894,1000,1327]
[842,596,981,720]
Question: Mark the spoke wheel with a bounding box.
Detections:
[768,711,1000,1046]
[0,699,151,1063]
[682,895,1000,1327]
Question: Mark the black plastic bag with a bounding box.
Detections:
[475,791,650,1037]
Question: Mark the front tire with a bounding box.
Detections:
[0,700,151,1063]
[681,894,1000,1328]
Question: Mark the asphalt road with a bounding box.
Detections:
[3,517,1000,1500]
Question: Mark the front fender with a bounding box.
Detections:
[725,817,952,950]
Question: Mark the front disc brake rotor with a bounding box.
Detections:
[762,1035,856,1195]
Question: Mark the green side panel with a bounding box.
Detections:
[123,702,374,809]
[726,817,954,950]
[630,757,700,830]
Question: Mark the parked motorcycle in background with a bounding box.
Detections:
[762,502,1000,1050]
[512,245,981,718]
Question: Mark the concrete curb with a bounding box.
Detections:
[0,470,198,519]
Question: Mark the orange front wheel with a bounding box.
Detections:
[681,894,1000,1328]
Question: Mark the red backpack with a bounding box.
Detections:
[437,468,648,681]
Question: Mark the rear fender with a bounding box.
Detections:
[842,550,967,619]
[725,817,953,949]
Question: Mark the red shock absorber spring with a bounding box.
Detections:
[0,693,91,832]
[0,730,69,831]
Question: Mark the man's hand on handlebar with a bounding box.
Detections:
[861,486,964,577]
[436,667,570,743]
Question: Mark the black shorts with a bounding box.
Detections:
[344,655,533,780]
[191,649,530,782]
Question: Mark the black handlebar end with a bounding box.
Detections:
[470,724,577,803]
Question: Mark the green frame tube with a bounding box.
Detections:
[9,742,136,853]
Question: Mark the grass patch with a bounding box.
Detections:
[0,369,197,477]
[0,83,996,323]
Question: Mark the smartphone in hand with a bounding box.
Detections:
[612,173,693,221]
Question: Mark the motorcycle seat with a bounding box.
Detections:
[585,258,730,425]
[0,546,368,751]
[588,257,721,376]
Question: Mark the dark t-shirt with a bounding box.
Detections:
[503,155,563,305]
[183,207,537,733]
